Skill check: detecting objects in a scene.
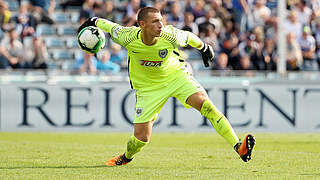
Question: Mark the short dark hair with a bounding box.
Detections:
[137,7,160,25]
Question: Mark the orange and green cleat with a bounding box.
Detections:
[105,153,133,166]
[234,134,256,162]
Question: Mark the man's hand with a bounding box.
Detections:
[77,17,98,33]
[199,43,214,67]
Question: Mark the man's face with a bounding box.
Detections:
[141,12,163,37]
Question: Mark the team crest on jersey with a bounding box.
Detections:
[158,49,168,58]
[136,108,143,117]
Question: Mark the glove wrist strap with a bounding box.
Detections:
[200,43,207,52]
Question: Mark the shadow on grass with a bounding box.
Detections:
[0,165,110,169]
[201,167,228,170]
[298,173,320,176]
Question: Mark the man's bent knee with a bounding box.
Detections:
[186,91,208,111]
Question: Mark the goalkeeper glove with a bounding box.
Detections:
[199,43,214,67]
[77,17,99,33]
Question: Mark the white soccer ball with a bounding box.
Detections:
[77,26,106,53]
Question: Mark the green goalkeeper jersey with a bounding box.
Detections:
[96,19,203,90]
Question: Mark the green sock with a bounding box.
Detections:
[125,135,148,159]
[200,100,239,147]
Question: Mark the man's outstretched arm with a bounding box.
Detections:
[166,26,215,67]
[78,17,118,34]
[186,31,215,67]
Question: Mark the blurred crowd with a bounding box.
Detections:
[0,0,54,70]
[1,0,320,74]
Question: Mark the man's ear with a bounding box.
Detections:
[139,20,144,27]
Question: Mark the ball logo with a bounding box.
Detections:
[159,49,168,58]
[136,108,143,117]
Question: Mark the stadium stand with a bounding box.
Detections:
[37,24,56,36]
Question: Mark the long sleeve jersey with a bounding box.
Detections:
[96,18,203,90]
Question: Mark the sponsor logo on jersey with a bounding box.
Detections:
[136,108,143,117]
[159,49,168,58]
[140,60,163,67]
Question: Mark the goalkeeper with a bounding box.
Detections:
[78,7,255,166]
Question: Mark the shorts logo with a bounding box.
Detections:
[159,49,168,58]
[140,60,162,67]
[136,108,143,117]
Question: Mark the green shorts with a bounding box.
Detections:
[134,69,205,123]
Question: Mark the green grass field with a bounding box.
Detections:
[0,132,320,180]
